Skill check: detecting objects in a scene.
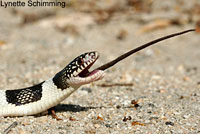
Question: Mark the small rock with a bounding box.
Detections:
[149,117,159,120]
[97,115,104,121]
[116,105,121,109]
[183,76,190,81]
[165,121,174,126]
[81,87,92,93]
[18,128,29,134]
[94,124,100,128]
[105,124,112,128]
[158,89,167,93]
[116,29,128,40]
[177,65,185,73]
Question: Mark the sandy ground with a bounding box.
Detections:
[0,0,200,133]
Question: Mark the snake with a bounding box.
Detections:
[0,29,195,117]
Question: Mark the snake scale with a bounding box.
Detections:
[0,29,195,117]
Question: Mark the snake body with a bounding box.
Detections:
[0,52,104,116]
[0,29,195,117]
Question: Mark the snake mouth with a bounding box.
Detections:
[78,56,99,78]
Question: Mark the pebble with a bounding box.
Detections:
[165,121,174,126]
[94,124,100,128]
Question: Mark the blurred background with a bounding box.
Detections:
[0,0,199,87]
[0,0,200,133]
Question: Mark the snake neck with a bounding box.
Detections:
[52,69,70,90]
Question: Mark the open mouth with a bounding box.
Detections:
[78,57,99,78]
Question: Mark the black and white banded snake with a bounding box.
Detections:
[0,29,195,119]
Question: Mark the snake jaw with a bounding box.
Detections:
[68,70,105,86]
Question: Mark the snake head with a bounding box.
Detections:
[67,51,105,86]
[68,51,99,77]
[53,51,105,89]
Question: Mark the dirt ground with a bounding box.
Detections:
[0,0,200,134]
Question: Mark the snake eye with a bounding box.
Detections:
[90,53,96,59]
[77,58,84,65]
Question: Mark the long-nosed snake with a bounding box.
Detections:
[0,29,195,119]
